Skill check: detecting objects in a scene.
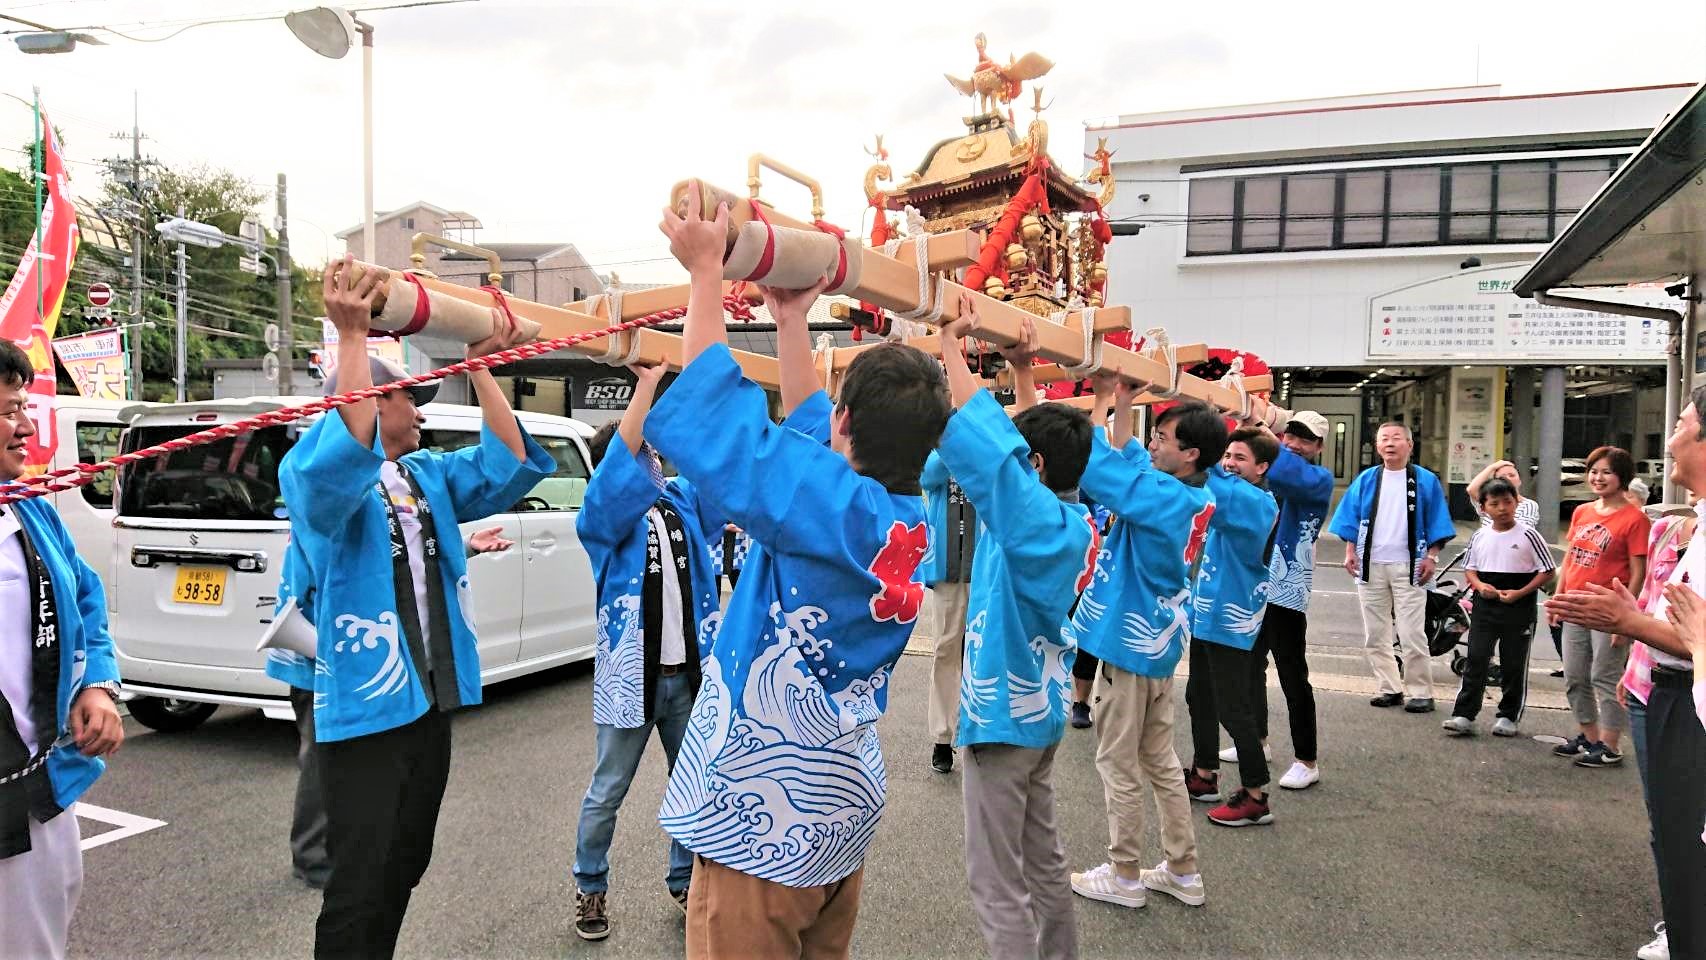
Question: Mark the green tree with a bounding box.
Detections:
[2,147,325,401]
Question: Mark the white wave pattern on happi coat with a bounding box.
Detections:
[334,611,407,700]
[1120,586,1192,657]
[1265,516,1319,610]
[957,610,999,726]
[1008,633,1071,725]
[659,602,892,887]
[1197,554,1270,639]
[592,593,645,727]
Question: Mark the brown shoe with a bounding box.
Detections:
[575,890,610,941]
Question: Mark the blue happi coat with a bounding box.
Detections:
[4,497,120,809]
[1068,430,1216,679]
[279,411,553,743]
[263,536,315,693]
[646,343,929,888]
[1192,466,1279,650]
[577,441,720,729]
[1328,462,1456,586]
[1262,447,1334,613]
[942,391,1096,750]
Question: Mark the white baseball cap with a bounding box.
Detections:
[1284,410,1328,441]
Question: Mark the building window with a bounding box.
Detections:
[1282,173,1335,251]
[1185,154,1623,256]
[401,217,415,230]
[1186,178,1234,254]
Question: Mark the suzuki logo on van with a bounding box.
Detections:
[189,533,200,546]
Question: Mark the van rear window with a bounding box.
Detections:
[118,425,294,521]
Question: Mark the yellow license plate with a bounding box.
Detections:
[172,567,228,606]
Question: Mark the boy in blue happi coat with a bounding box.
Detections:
[279,257,553,960]
[1069,376,1224,913]
[571,360,722,940]
[651,188,950,958]
[936,303,1096,960]
[1182,427,1280,829]
[0,341,124,959]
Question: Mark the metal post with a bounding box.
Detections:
[128,94,146,400]
[174,204,187,403]
[1537,366,1566,542]
[360,22,375,261]
[1510,367,1535,482]
[276,173,294,397]
[1664,311,1682,504]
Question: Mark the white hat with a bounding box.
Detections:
[321,352,438,406]
[1284,410,1329,441]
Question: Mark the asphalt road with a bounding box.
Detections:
[66,555,1653,960]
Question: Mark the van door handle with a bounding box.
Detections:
[529,535,556,549]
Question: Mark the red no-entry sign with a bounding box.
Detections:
[87,282,113,307]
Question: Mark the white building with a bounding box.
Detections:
[1089,82,1694,525]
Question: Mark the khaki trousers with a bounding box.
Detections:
[1357,561,1433,699]
[685,855,863,960]
[928,581,971,745]
[1092,663,1198,875]
[961,742,1077,960]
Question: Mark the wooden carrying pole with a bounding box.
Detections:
[348,176,1296,426]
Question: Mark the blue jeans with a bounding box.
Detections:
[573,672,695,894]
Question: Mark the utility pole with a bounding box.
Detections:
[275,173,294,396]
[174,203,187,403]
[108,93,152,400]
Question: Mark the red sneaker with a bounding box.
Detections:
[1184,767,1221,803]
[1208,789,1273,827]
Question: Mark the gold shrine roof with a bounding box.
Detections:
[888,120,1098,212]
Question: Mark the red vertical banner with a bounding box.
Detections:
[0,100,80,474]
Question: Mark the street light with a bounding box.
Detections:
[285,6,375,264]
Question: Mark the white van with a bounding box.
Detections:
[34,396,135,592]
[109,398,599,732]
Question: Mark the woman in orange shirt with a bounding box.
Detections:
[1552,446,1650,768]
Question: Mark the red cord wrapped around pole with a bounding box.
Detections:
[0,295,748,506]
[964,170,1049,294]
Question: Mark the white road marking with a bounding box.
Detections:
[75,802,167,851]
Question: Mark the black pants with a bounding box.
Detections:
[290,687,329,887]
[1071,648,1098,685]
[1648,670,1706,960]
[1187,637,1269,790]
[1451,602,1532,722]
[1251,604,1318,763]
[315,709,453,960]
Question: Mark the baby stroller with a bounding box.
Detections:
[1397,549,1504,687]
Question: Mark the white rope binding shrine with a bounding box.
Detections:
[1050,307,1102,379]
[1141,326,1183,399]
[587,288,644,367]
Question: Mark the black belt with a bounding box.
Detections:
[1652,665,1695,688]
[659,663,684,677]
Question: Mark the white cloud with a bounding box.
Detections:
[3,0,1701,286]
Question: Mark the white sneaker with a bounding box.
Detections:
[1442,716,1474,736]
[1277,761,1319,790]
[1218,742,1274,763]
[1070,863,1146,908]
[1140,860,1206,907]
[1638,922,1668,960]
[1491,718,1519,738]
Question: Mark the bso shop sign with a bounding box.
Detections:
[575,373,635,412]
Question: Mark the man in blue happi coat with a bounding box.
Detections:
[570,360,721,940]
[651,187,950,958]
[280,257,553,960]
[936,303,1096,960]
[0,340,124,960]
[1183,427,1280,828]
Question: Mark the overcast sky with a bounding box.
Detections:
[4,0,1703,285]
